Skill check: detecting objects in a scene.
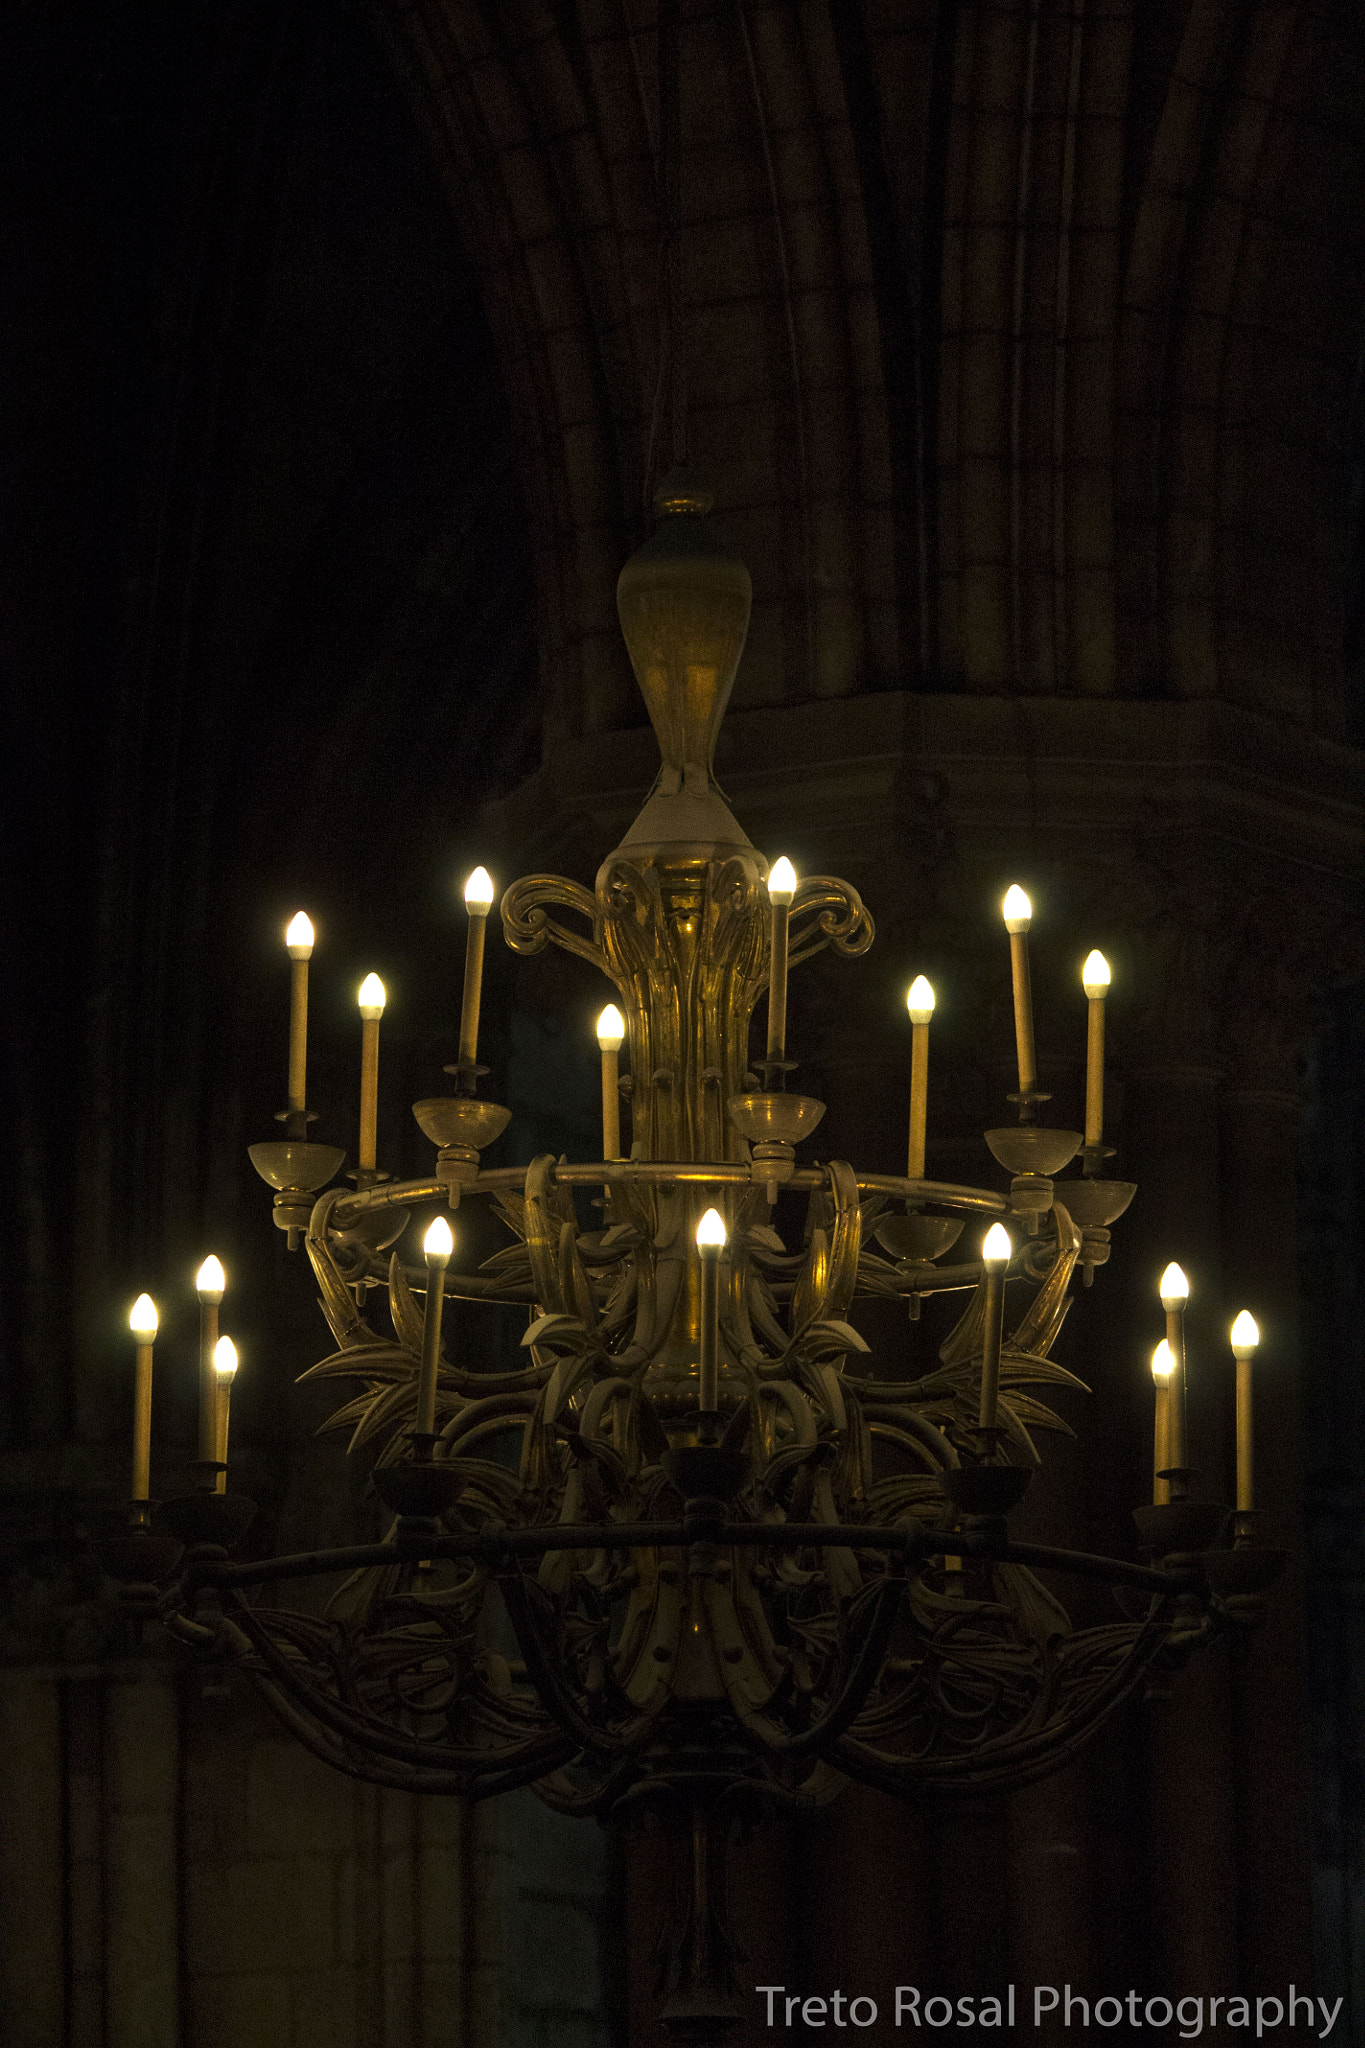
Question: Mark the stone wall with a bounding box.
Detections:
[0,1663,615,2048]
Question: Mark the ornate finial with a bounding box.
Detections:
[615,468,753,852]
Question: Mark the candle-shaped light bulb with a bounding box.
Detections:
[424,1216,454,1260]
[457,869,494,1080]
[597,1005,625,1051]
[977,1224,1012,1430]
[1231,1310,1259,1515]
[284,914,314,1121]
[1230,1310,1259,1355]
[1150,1339,1173,1506]
[1002,885,1032,933]
[1158,1264,1189,1478]
[696,1209,726,1421]
[765,858,797,1066]
[1081,950,1110,1149]
[195,1257,225,1468]
[1001,887,1037,1101]
[196,1256,225,1303]
[463,867,494,914]
[906,977,935,1180]
[415,1216,455,1437]
[982,1223,1012,1266]
[767,857,796,906]
[356,974,386,1173]
[211,1335,237,1491]
[129,1295,157,1507]
[696,1208,728,1249]
[906,976,935,1025]
[597,1005,626,1161]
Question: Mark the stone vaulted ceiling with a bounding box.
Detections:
[376,0,1364,748]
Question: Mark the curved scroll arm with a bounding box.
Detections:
[832,1613,1173,1801]
[222,1599,567,1778]
[212,1612,579,1798]
[787,877,875,968]
[501,874,607,972]
[725,1569,907,1759]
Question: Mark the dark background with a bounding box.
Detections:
[2,3,1364,2043]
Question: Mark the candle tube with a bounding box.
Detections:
[195,1257,225,1468]
[696,1209,727,1419]
[458,868,495,1079]
[129,1294,158,1507]
[1081,951,1110,1148]
[357,974,386,1173]
[1230,1310,1260,1515]
[212,1337,238,1494]
[597,1006,625,1160]
[765,857,796,1066]
[1001,886,1036,1099]
[416,1216,454,1436]
[1151,1340,1173,1505]
[906,977,935,1179]
[1159,1263,1190,1477]
[977,1224,1012,1429]
[285,914,315,1121]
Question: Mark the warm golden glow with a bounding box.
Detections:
[1159,1262,1189,1309]
[1230,1310,1260,1356]
[982,1222,1012,1266]
[195,1256,225,1303]
[906,976,935,1024]
[1082,950,1111,998]
[463,867,495,914]
[213,1336,238,1382]
[766,856,796,906]
[285,912,315,958]
[357,973,386,1019]
[1002,885,1032,933]
[696,1208,727,1250]
[596,1005,625,1051]
[423,1215,454,1261]
[1151,1339,1174,1382]
[129,1294,158,1340]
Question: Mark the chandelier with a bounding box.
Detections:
[102,475,1286,2044]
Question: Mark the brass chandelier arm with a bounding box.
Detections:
[325,1163,1011,1231]
[179,1524,1197,1598]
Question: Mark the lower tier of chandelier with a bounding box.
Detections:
[124,1151,1277,1816]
